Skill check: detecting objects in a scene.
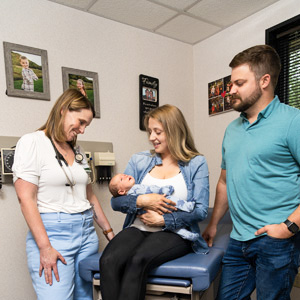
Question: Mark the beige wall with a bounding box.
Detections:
[0,0,299,299]
[0,0,194,299]
[193,0,300,206]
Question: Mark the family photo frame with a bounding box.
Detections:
[208,75,233,116]
[3,42,50,100]
[139,74,159,131]
[62,67,100,118]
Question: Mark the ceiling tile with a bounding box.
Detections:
[187,0,280,27]
[89,0,178,30]
[48,0,95,10]
[45,0,283,45]
[151,0,198,11]
[156,14,221,44]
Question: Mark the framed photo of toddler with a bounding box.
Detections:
[62,67,100,118]
[3,42,50,100]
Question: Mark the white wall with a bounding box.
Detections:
[193,0,300,206]
[0,0,194,299]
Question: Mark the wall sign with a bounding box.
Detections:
[139,74,159,131]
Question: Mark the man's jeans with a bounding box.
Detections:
[217,234,300,300]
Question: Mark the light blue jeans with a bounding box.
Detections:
[217,234,300,300]
[26,209,99,300]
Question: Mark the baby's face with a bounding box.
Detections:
[115,174,135,193]
[20,59,29,69]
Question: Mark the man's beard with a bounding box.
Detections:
[231,84,262,112]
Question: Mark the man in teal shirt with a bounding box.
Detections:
[203,45,300,300]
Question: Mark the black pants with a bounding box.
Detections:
[100,227,192,300]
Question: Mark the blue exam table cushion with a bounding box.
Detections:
[79,247,224,291]
[94,272,191,288]
[78,209,232,292]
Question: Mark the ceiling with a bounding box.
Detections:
[47,0,280,45]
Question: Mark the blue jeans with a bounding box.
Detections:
[26,209,99,300]
[217,234,300,300]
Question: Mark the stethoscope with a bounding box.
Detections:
[50,138,84,187]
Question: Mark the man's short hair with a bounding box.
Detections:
[229,45,281,90]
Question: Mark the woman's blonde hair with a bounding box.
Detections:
[39,88,95,147]
[144,104,201,162]
[77,79,87,94]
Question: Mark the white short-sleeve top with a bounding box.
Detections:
[13,131,91,213]
[131,172,187,232]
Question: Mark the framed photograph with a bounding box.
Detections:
[139,74,159,131]
[223,75,233,112]
[3,42,50,100]
[62,67,100,118]
[208,75,233,116]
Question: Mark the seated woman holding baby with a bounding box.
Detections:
[100,104,209,300]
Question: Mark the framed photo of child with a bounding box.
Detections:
[62,67,100,118]
[3,42,50,100]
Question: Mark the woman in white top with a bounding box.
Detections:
[13,88,114,300]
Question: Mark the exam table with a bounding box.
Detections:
[78,208,232,299]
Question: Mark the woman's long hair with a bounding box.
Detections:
[144,104,201,162]
[77,79,87,97]
[39,88,95,147]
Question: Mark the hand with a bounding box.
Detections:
[39,246,67,285]
[137,194,177,215]
[202,224,217,247]
[255,223,293,239]
[107,231,115,241]
[138,210,165,227]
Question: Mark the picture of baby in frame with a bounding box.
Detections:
[12,51,43,93]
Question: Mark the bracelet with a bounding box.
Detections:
[103,228,113,241]
[103,228,113,236]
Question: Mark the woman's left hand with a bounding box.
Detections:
[138,210,165,227]
[106,231,115,241]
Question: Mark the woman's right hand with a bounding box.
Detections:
[39,246,67,285]
[136,194,177,215]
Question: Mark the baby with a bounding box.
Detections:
[20,56,38,92]
[109,173,199,241]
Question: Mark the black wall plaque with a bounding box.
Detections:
[139,74,159,131]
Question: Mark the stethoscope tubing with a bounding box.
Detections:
[49,138,84,187]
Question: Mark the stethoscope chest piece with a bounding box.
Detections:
[75,152,84,164]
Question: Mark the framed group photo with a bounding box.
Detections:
[3,42,50,100]
[62,67,100,118]
[208,75,233,116]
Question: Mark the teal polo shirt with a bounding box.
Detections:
[221,96,300,241]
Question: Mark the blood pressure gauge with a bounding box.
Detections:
[1,148,15,175]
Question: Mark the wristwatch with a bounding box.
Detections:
[284,219,299,234]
